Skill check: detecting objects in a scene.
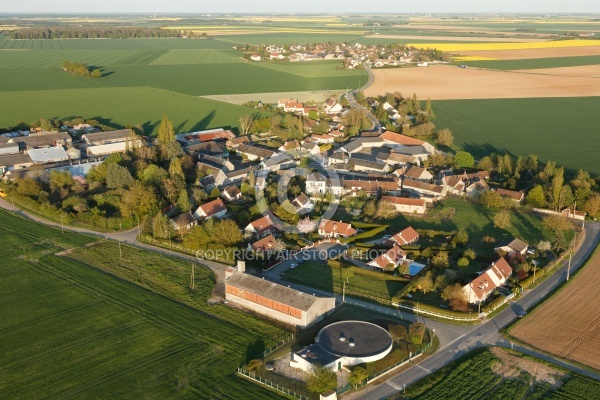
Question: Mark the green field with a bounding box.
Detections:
[434,97,600,175]
[0,86,265,135]
[0,210,285,399]
[459,55,600,70]
[215,32,366,45]
[0,36,365,131]
[394,347,600,400]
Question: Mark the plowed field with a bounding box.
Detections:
[511,246,600,371]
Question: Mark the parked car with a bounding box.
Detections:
[290,263,298,269]
[517,311,527,318]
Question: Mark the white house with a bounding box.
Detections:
[291,193,313,213]
[318,219,357,238]
[250,54,262,61]
[245,215,275,239]
[384,226,419,246]
[170,211,198,231]
[221,185,242,202]
[324,98,343,114]
[463,258,513,304]
[193,198,228,220]
[403,165,433,182]
[380,196,426,214]
[368,246,408,270]
[495,238,529,256]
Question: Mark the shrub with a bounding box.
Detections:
[408,322,426,345]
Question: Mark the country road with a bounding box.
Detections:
[346,63,379,131]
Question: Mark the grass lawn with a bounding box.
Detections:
[434,97,600,175]
[284,261,406,300]
[0,210,285,399]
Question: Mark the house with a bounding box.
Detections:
[402,179,446,201]
[302,106,318,117]
[368,246,408,270]
[384,152,418,167]
[318,219,357,238]
[10,131,72,151]
[328,129,345,138]
[225,166,256,185]
[403,165,433,182]
[381,196,426,214]
[245,215,275,239]
[385,226,419,246]
[463,258,513,304]
[305,172,343,197]
[465,180,489,198]
[175,128,235,145]
[225,270,336,328]
[227,136,250,148]
[342,178,399,196]
[251,234,278,252]
[28,146,70,164]
[0,153,33,175]
[250,54,262,62]
[270,53,285,60]
[301,141,320,156]
[292,193,313,213]
[82,129,135,146]
[495,238,529,256]
[221,185,242,202]
[170,211,197,231]
[441,175,466,196]
[391,146,432,164]
[193,198,227,220]
[279,140,301,153]
[347,158,389,174]
[282,100,305,114]
[496,188,524,204]
[197,161,228,185]
[309,134,334,144]
[380,131,435,154]
[324,98,344,114]
[235,144,277,161]
[199,154,234,172]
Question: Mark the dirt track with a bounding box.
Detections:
[459,45,600,60]
[511,246,600,371]
[364,65,600,99]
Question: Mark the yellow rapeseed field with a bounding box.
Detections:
[407,40,600,52]
[452,56,499,61]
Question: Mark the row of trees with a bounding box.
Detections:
[61,61,101,78]
[10,26,180,39]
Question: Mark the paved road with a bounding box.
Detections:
[346,64,379,132]
[354,221,600,400]
[0,197,230,301]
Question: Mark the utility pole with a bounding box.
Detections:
[342,281,345,303]
[137,215,140,237]
[60,214,64,235]
[567,233,576,281]
[190,263,195,290]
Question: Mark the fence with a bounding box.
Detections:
[237,368,311,400]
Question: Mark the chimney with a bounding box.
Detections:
[237,261,246,273]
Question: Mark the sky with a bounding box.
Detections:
[2,1,599,14]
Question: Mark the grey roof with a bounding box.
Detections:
[317,321,393,358]
[296,344,340,367]
[502,238,529,253]
[226,271,323,311]
[171,211,196,226]
[187,141,225,155]
[28,147,69,163]
[349,158,388,171]
[226,165,256,179]
[402,179,444,193]
[199,153,233,170]
[262,153,293,168]
[11,132,71,149]
[0,143,19,154]
[0,153,33,167]
[236,144,277,159]
[393,146,429,156]
[82,129,135,144]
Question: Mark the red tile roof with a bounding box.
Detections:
[370,246,407,269]
[251,234,277,251]
[388,226,419,246]
[318,219,357,237]
[199,198,227,217]
[466,257,512,302]
[496,188,524,202]
[380,131,425,146]
[381,196,426,207]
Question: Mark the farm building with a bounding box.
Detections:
[381,196,426,214]
[0,153,33,175]
[290,321,393,372]
[175,128,235,145]
[463,258,513,304]
[403,165,433,182]
[82,129,135,146]
[225,270,336,328]
[0,143,19,156]
[10,131,72,150]
[86,140,142,157]
[402,179,446,201]
[28,147,69,164]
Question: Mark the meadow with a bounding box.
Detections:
[0,210,285,399]
[393,347,600,400]
[434,97,600,175]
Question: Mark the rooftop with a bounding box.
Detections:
[28,146,69,163]
[82,129,135,144]
[317,321,393,358]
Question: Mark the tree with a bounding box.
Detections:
[176,189,191,213]
[584,193,600,219]
[457,257,470,268]
[436,128,453,146]
[570,169,594,190]
[494,209,511,229]
[121,182,160,218]
[543,214,572,251]
[476,156,493,172]
[415,271,434,293]
[432,252,449,269]
[551,166,565,210]
[212,219,243,246]
[349,367,368,389]
[478,190,504,209]
[362,199,377,218]
[106,163,134,189]
[455,230,469,244]
[375,200,397,219]
[306,365,337,394]
[90,69,102,78]
[210,187,221,198]
[525,185,546,208]
[308,110,319,120]
[272,238,287,252]
[464,248,477,260]
[441,283,468,311]
[297,217,317,234]
[239,115,253,136]
[355,91,366,104]
[152,212,170,239]
[537,241,552,252]
[425,98,435,119]
[168,158,185,181]
[453,151,474,169]
[157,115,175,143]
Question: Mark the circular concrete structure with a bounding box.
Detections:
[316,321,393,366]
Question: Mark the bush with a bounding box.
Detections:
[482,295,507,313]
[341,225,388,244]
[409,322,426,345]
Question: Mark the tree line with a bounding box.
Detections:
[10,26,180,40]
[61,61,101,78]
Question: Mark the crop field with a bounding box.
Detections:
[213,32,366,45]
[434,97,600,175]
[0,37,236,50]
[510,246,600,371]
[0,86,264,135]
[0,210,285,399]
[456,55,600,69]
[457,45,600,60]
[365,65,600,100]
[394,347,600,400]
[405,39,600,52]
